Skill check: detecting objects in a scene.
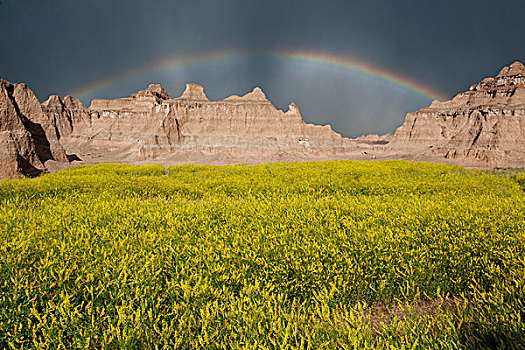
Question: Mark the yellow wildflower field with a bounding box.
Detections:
[1,161,524,349]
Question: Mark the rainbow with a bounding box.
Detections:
[74,50,448,101]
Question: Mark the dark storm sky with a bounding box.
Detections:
[1,0,524,137]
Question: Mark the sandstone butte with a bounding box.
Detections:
[0,61,524,178]
[60,83,351,165]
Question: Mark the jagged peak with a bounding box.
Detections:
[42,95,87,111]
[224,87,268,101]
[497,61,525,77]
[0,79,34,92]
[13,82,35,98]
[63,95,86,109]
[131,83,170,100]
[146,84,170,99]
[0,79,13,95]
[179,83,209,101]
[12,82,40,105]
[223,87,268,102]
[428,99,444,108]
[42,95,63,108]
[287,103,300,113]
[242,87,267,101]
[0,79,23,96]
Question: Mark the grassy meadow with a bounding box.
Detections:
[0,161,524,349]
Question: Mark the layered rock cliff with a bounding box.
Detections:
[389,61,525,166]
[60,83,350,163]
[42,94,91,141]
[2,60,525,179]
[0,79,68,178]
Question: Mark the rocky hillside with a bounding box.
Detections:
[388,61,525,167]
[0,79,68,178]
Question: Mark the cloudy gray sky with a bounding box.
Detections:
[1,0,523,137]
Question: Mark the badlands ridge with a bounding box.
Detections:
[1,61,524,178]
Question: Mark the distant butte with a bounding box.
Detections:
[0,60,524,178]
[66,83,349,165]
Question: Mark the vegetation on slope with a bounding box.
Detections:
[1,161,524,349]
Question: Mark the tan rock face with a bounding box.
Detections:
[61,83,350,163]
[12,84,68,164]
[42,95,91,140]
[179,83,208,101]
[3,61,524,178]
[131,84,171,101]
[0,79,69,178]
[389,61,525,166]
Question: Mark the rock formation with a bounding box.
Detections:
[2,60,525,179]
[0,78,68,178]
[355,133,393,145]
[59,83,350,163]
[388,61,525,167]
[42,95,91,141]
